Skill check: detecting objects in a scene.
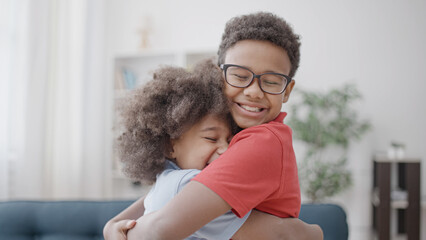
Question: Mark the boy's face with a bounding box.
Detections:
[223,40,295,129]
[171,114,232,170]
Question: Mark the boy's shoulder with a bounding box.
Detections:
[238,116,291,137]
[231,122,292,148]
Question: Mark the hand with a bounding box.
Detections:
[232,210,323,240]
[278,219,323,240]
[305,224,323,240]
[103,219,137,240]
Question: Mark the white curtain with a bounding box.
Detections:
[0,0,30,200]
[0,0,12,199]
[1,0,107,200]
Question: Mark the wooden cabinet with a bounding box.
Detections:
[372,157,421,240]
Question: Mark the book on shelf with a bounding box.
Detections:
[115,68,137,90]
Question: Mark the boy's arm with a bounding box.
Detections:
[127,181,231,240]
[127,181,323,240]
[232,210,323,240]
[103,196,146,240]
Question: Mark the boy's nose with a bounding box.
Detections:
[243,79,264,99]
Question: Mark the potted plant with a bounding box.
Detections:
[288,84,371,202]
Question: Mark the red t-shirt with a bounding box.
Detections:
[192,112,300,218]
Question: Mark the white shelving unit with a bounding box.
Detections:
[105,49,216,200]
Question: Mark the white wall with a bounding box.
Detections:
[106,0,426,239]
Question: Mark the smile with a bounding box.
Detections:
[238,103,264,113]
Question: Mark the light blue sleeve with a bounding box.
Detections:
[145,168,251,240]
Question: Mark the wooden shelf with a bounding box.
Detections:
[372,158,420,240]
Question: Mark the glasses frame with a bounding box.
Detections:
[220,64,292,95]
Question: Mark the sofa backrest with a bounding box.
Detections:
[299,203,349,240]
[0,200,133,240]
[0,201,348,240]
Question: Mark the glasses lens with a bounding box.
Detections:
[260,74,287,94]
[225,66,253,87]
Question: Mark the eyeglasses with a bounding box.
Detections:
[220,64,292,95]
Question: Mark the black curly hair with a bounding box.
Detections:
[116,59,235,184]
[217,12,301,78]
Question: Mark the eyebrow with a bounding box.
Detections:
[200,127,220,132]
[236,64,287,75]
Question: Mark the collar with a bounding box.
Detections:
[165,159,181,170]
[273,112,287,123]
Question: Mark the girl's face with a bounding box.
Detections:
[171,114,232,170]
[223,40,295,129]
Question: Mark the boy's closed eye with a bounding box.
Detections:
[264,80,280,86]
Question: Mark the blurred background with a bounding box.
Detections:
[1,0,425,239]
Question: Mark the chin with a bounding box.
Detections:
[235,120,259,129]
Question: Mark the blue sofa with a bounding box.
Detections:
[0,200,348,240]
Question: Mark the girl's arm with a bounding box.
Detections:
[127,182,323,240]
[103,196,146,240]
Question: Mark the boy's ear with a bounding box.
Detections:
[283,79,295,103]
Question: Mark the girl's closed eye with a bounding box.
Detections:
[204,136,218,142]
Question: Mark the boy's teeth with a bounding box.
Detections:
[241,104,262,112]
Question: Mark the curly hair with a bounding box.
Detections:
[217,12,301,78]
[116,59,234,184]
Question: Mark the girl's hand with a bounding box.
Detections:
[103,219,137,240]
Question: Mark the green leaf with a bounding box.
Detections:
[288,84,370,202]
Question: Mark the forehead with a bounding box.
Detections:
[196,114,230,131]
[225,40,291,75]
[180,114,229,137]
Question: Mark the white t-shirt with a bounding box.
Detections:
[144,160,250,240]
